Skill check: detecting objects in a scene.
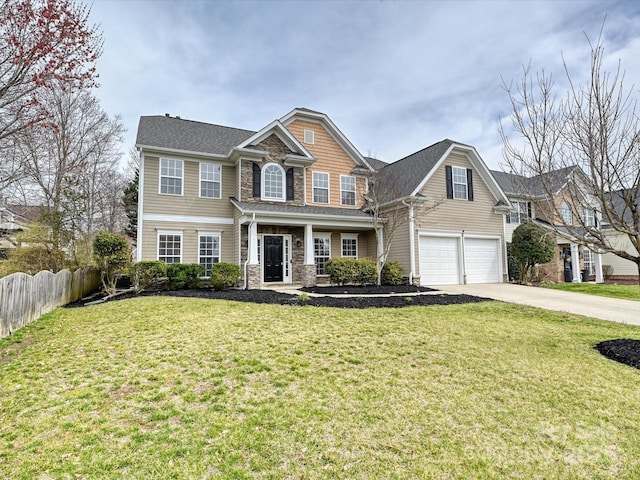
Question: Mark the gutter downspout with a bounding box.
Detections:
[243,212,256,289]
[461,230,467,285]
[402,199,415,285]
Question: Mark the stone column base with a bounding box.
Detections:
[247,264,261,290]
[302,264,317,287]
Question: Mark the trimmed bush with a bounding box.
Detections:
[382,261,403,285]
[356,258,377,285]
[93,231,131,294]
[326,258,358,285]
[130,261,167,292]
[167,263,204,289]
[210,262,241,290]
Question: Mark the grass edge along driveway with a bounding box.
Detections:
[546,282,640,301]
[1,296,640,479]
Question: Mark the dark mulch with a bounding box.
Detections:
[65,287,489,309]
[300,285,435,295]
[595,339,640,370]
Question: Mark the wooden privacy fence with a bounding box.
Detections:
[0,267,101,339]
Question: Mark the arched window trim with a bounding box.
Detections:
[561,200,573,225]
[261,162,286,202]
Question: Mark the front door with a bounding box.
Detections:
[264,235,283,282]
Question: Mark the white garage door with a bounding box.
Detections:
[464,238,500,283]
[419,236,459,285]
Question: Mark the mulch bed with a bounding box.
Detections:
[65,287,489,309]
[300,285,435,295]
[595,339,640,370]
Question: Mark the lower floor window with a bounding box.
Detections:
[199,234,220,276]
[158,233,182,264]
[583,248,595,275]
[314,235,331,275]
[341,235,358,258]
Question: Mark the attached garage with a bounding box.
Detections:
[419,236,460,285]
[419,234,501,285]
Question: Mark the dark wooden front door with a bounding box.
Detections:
[264,236,283,282]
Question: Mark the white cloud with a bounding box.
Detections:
[88,0,640,170]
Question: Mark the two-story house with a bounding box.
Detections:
[491,167,606,283]
[135,108,511,288]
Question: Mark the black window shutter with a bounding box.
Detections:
[506,212,511,224]
[286,168,294,200]
[445,166,453,199]
[467,169,474,201]
[594,212,598,227]
[527,202,532,219]
[252,163,261,197]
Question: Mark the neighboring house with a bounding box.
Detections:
[491,167,606,283]
[0,200,45,258]
[135,108,509,288]
[600,189,640,279]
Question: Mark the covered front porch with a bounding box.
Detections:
[231,199,379,289]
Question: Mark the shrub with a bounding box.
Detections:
[210,262,241,290]
[326,258,358,285]
[356,258,377,285]
[506,243,520,283]
[167,263,204,289]
[93,231,131,294]
[511,222,555,284]
[130,261,167,292]
[382,261,403,285]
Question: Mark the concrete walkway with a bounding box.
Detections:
[433,283,640,325]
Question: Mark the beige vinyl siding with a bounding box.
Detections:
[602,231,639,276]
[141,221,235,265]
[143,156,236,218]
[383,205,412,276]
[286,119,366,209]
[417,154,503,234]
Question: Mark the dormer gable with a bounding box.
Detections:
[237,120,315,167]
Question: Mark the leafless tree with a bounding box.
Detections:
[17,83,124,261]
[501,31,640,282]
[365,169,441,285]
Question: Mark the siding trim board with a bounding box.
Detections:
[143,214,234,225]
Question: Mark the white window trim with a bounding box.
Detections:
[261,162,286,202]
[452,165,467,200]
[582,207,595,227]
[157,229,183,263]
[199,162,222,199]
[303,129,314,145]
[159,158,184,196]
[313,232,332,275]
[340,175,356,206]
[341,233,359,258]
[562,201,573,224]
[312,171,330,204]
[198,230,221,276]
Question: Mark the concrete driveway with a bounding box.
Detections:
[434,283,640,325]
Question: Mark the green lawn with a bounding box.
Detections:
[546,282,640,301]
[2,297,640,479]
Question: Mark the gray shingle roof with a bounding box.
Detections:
[376,139,454,201]
[136,115,255,156]
[230,198,373,220]
[490,166,578,197]
[364,156,388,171]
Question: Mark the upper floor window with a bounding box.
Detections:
[313,171,329,204]
[200,163,221,198]
[262,163,285,201]
[508,201,530,224]
[340,175,356,206]
[158,230,182,264]
[582,207,596,227]
[160,159,183,195]
[452,166,468,200]
[303,129,314,144]
[561,201,573,224]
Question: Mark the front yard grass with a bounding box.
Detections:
[1,297,640,479]
[546,282,640,301]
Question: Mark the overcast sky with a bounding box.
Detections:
[88,0,640,170]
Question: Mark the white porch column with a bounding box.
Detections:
[304,223,314,264]
[248,221,259,264]
[594,251,604,283]
[571,243,581,283]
